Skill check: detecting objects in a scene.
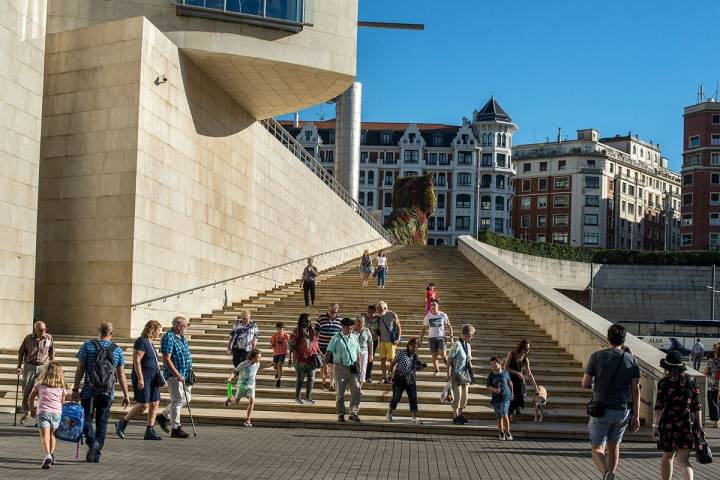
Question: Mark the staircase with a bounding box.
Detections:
[0,246,643,439]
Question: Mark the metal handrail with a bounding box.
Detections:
[261,118,394,243]
[131,238,388,308]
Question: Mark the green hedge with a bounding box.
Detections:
[476,231,720,266]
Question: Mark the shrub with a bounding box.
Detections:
[476,231,720,266]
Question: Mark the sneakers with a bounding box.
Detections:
[295,397,304,404]
[276,379,281,388]
[348,413,360,422]
[386,411,394,421]
[115,419,127,439]
[304,397,316,405]
[505,433,513,441]
[156,414,170,433]
[498,432,506,441]
[41,456,52,469]
[338,415,345,422]
[85,442,99,463]
[171,427,190,438]
[244,419,253,427]
[452,415,468,425]
[411,417,423,424]
[144,427,162,440]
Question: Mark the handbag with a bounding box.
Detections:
[692,419,713,464]
[149,342,166,388]
[312,353,324,370]
[338,334,360,374]
[187,369,197,386]
[586,351,625,418]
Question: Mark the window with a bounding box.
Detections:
[553,214,569,226]
[304,130,312,141]
[384,192,392,208]
[554,177,569,189]
[427,153,437,165]
[537,196,547,208]
[358,191,365,205]
[481,196,491,210]
[496,175,506,189]
[480,218,491,230]
[712,134,720,146]
[359,170,365,184]
[584,176,600,189]
[713,173,720,184]
[523,163,531,173]
[496,154,507,168]
[495,196,505,211]
[366,191,374,207]
[521,215,530,228]
[537,215,547,227]
[457,173,471,186]
[360,151,368,163]
[584,214,599,225]
[538,178,548,191]
[537,233,546,243]
[553,195,569,208]
[455,216,470,230]
[436,238,445,246]
[456,194,471,209]
[628,185,636,196]
[681,234,692,247]
[481,174,492,188]
[367,171,374,186]
[520,233,530,241]
[481,153,493,166]
[325,150,334,163]
[711,233,720,248]
[585,195,599,207]
[683,193,693,206]
[583,233,599,245]
[384,172,393,186]
[494,218,504,233]
[552,232,569,244]
[437,194,445,209]
[587,159,596,167]
[713,153,720,166]
[403,150,419,163]
[381,131,392,145]
[621,200,626,211]
[710,213,720,226]
[521,197,531,209]
[433,133,443,146]
[712,193,720,205]
[689,135,700,148]
[439,153,449,165]
[457,151,472,165]
[437,217,445,230]
[627,203,635,214]
[385,152,395,164]
[521,179,531,192]
[434,173,446,187]
[361,132,367,144]
[540,162,547,172]
[558,160,567,170]
[713,114,720,124]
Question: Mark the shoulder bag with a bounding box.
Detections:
[149,340,166,388]
[338,334,360,374]
[586,351,625,418]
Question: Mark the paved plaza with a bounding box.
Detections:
[1,415,719,479]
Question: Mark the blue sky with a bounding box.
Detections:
[282,0,719,171]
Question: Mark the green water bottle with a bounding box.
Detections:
[226,382,233,398]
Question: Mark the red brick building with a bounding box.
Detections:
[680,100,720,249]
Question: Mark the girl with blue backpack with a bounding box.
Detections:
[27,361,66,469]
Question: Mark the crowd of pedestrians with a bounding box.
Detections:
[12,250,718,479]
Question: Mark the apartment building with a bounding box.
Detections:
[512,129,681,250]
[282,97,518,245]
[680,99,720,250]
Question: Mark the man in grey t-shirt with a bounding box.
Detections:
[581,324,640,480]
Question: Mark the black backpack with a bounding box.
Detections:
[87,340,117,396]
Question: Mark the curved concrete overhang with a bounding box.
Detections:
[168,30,355,119]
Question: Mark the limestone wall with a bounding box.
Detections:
[0,0,47,349]
[35,17,389,338]
[476,243,716,323]
[457,235,707,427]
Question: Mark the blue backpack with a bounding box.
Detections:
[55,402,84,456]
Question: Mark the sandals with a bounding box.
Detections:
[224,398,232,407]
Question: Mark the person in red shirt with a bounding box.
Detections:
[270,322,290,388]
[425,283,438,315]
[289,314,320,404]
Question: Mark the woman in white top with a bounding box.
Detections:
[375,251,388,288]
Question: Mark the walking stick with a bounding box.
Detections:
[13,370,20,426]
[182,385,197,437]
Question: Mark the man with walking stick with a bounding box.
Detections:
[16,321,55,425]
[156,316,194,438]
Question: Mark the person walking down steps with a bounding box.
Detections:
[302,257,319,308]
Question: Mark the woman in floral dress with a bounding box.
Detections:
[654,351,702,480]
[703,342,720,428]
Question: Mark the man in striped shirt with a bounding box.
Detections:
[317,303,342,390]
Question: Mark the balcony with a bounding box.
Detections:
[173,0,305,31]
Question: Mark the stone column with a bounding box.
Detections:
[335,81,361,201]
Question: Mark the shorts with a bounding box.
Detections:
[588,408,630,447]
[235,385,256,400]
[273,354,286,364]
[378,342,396,360]
[37,412,61,429]
[429,337,446,354]
[492,400,510,419]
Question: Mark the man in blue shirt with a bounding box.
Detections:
[71,322,129,463]
[157,316,193,438]
[326,317,361,422]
